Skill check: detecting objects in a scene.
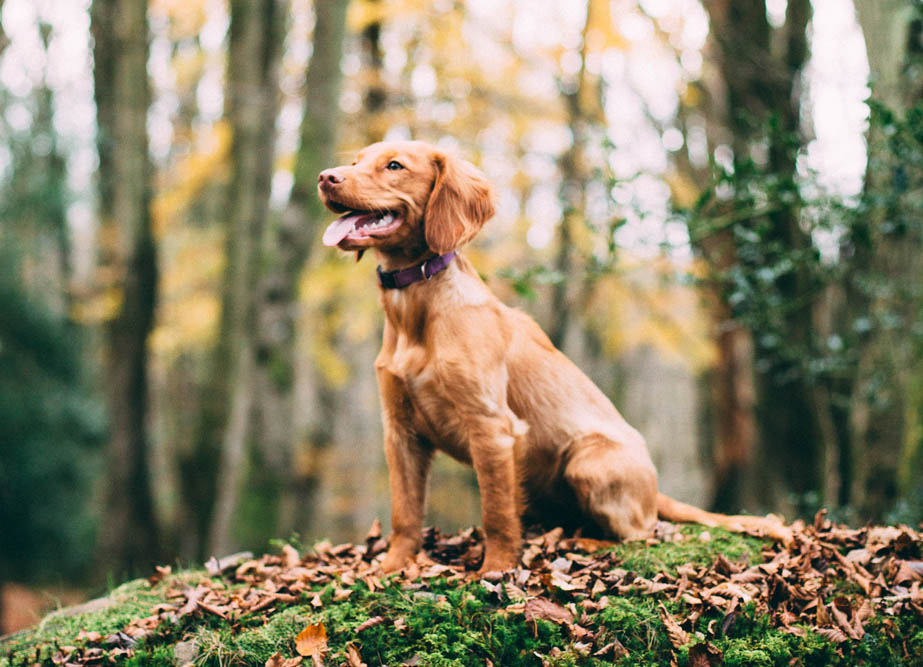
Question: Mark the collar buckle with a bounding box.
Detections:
[377,251,456,289]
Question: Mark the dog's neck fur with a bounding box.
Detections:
[375,250,491,342]
[373,245,434,273]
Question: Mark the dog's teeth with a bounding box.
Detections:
[382,214,393,224]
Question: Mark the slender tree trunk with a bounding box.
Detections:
[549,0,604,351]
[91,0,160,576]
[0,0,7,621]
[697,0,819,515]
[360,1,388,144]
[673,78,761,514]
[751,0,820,513]
[849,0,923,518]
[255,0,350,540]
[207,0,284,558]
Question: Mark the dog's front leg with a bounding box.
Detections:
[469,416,524,573]
[380,421,432,573]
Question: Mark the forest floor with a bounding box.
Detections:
[1,514,921,666]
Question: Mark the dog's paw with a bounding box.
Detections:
[380,549,413,574]
[477,554,518,577]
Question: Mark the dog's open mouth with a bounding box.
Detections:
[322,209,403,247]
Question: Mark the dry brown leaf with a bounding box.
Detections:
[365,518,382,541]
[657,602,689,649]
[148,565,172,585]
[333,588,353,602]
[894,560,923,584]
[355,616,386,632]
[593,638,629,659]
[265,653,303,667]
[295,623,328,661]
[816,626,849,643]
[345,644,367,667]
[76,630,103,643]
[829,599,863,641]
[282,544,301,568]
[688,642,723,667]
[506,597,574,627]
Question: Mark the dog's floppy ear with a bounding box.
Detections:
[425,151,495,254]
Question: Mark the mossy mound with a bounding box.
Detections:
[2,519,921,666]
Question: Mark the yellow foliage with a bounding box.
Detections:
[150,290,221,357]
[150,0,207,39]
[152,121,231,238]
[586,0,629,53]
[664,170,701,209]
[347,0,428,32]
[70,286,123,324]
[680,82,701,108]
[172,50,206,92]
[585,254,716,372]
[160,229,225,295]
[300,255,383,388]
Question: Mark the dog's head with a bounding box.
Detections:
[318,141,495,256]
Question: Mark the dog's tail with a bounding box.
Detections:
[657,493,794,545]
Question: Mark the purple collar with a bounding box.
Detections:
[377,251,457,289]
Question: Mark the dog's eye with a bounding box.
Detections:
[386,160,404,171]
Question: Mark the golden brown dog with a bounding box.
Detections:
[318,141,789,573]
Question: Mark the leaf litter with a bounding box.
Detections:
[32,511,923,665]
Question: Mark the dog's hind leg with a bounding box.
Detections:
[563,433,658,540]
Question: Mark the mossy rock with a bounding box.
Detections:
[2,525,921,666]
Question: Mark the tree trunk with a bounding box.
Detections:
[254,0,350,541]
[697,0,819,515]
[91,0,161,576]
[849,0,923,518]
[360,0,388,143]
[549,0,604,351]
[751,0,821,514]
[207,0,284,558]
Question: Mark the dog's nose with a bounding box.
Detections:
[318,169,345,189]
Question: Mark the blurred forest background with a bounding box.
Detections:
[1,0,922,629]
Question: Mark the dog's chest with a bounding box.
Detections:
[382,339,472,462]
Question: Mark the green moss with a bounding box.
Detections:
[1,573,203,665]
[606,525,766,578]
[122,644,175,667]
[3,531,921,667]
[233,606,313,663]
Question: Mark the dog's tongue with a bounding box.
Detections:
[322,212,362,247]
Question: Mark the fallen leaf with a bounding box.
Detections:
[894,560,923,584]
[688,642,723,667]
[265,653,303,667]
[149,565,172,585]
[265,652,303,667]
[76,630,103,643]
[345,644,367,667]
[282,544,301,568]
[295,623,328,662]
[366,518,382,541]
[593,638,629,659]
[523,597,574,626]
[658,602,689,649]
[816,626,848,643]
[355,616,386,632]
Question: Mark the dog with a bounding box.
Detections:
[318,140,790,573]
